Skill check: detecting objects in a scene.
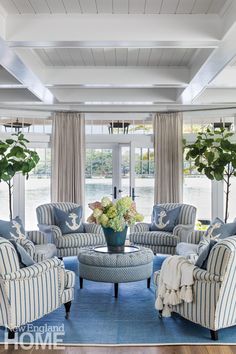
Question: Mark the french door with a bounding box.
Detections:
[85,143,154,221]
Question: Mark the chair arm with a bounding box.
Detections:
[0,257,63,281]
[16,237,35,258]
[193,267,223,283]
[38,224,62,244]
[188,230,205,245]
[133,223,150,233]
[83,223,104,235]
[173,224,194,242]
[27,230,48,245]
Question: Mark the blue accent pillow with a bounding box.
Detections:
[54,206,84,234]
[0,216,26,240]
[195,240,217,270]
[10,239,35,268]
[204,217,236,240]
[150,206,181,232]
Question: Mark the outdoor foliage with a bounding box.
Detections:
[184,127,236,222]
[0,133,40,220]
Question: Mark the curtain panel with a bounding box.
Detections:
[153,112,183,204]
[51,112,85,206]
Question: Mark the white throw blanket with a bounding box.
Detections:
[155,255,195,317]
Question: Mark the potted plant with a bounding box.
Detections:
[0,133,40,220]
[87,196,143,252]
[184,127,236,223]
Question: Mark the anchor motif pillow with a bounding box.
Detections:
[203,217,236,240]
[150,206,181,232]
[0,216,26,240]
[53,206,84,234]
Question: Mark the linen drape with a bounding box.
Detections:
[51,112,85,206]
[153,112,183,204]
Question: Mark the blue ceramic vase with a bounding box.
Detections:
[102,226,128,253]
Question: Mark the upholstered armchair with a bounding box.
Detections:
[36,202,105,258]
[0,237,75,339]
[154,236,236,340]
[130,203,196,255]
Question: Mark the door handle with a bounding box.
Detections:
[110,186,117,199]
[131,187,139,201]
[118,189,123,193]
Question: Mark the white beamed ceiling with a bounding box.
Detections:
[0,0,235,113]
[35,48,196,67]
[0,0,229,15]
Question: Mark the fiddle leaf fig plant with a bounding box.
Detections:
[0,133,40,220]
[184,127,236,223]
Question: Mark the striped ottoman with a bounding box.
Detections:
[78,247,154,297]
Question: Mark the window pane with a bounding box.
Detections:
[25,148,51,229]
[183,175,211,221]
[85,149,113,218]
[0,183,10,220]
[135,148,154,222]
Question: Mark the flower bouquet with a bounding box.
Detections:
[87,196,143,252]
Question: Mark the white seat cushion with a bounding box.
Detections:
[176,242,198,256]
[34,243,57,262]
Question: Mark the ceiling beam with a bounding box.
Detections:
[50,88,177,103]
[178,1,236,104]
[44,67,189,88]
[6,14,220,48]
[0,36,54,103]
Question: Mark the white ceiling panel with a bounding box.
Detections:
[0,0,229,14]
[29,0,51,13]
[96,0,112,13]
[144,0,162,14]
[35,48,197,67]
[191,0,212,14]
[79,0,97,13]
[62,0,82,13]
[113,0,128,13]
[160,0,180,14]
[45,0,66,13]
[175,0,195,14]
[129,0,146,13]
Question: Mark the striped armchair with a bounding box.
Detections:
[154,236,236,340]
[130,203,196,255]
[0,237,75,339]
[36,202,105,258]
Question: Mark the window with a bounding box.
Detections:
[0,182,9,220]
[135,148,154,222]
[25,148,51,229]
[183,152,211,222]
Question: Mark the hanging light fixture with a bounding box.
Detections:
[3,118,31,133]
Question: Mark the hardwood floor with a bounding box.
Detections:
[1,345,236,354]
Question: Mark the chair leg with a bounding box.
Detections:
[159,310,163,319]
[147,277,151,288]
[114,283,118,298]
[80,277,83,289]
[8,329,15,339]
[210,330,218,341]
[64,301,72,319]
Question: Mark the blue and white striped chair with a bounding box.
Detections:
[36,202,105,258]
[154,236,236,340]
[130,203,196,255]
[0,237,75,339]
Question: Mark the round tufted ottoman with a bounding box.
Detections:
[78,246,154,297]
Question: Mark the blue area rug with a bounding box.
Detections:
[1,255,236,345]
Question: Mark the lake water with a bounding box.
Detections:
[0,176,234,229]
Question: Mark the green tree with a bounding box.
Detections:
[184,127,236,222]
[0,133,40,220]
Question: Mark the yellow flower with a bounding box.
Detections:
[107,205,117,219]
[99,214,109,227]
[101,197,112,208]
[93,208,103,218]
